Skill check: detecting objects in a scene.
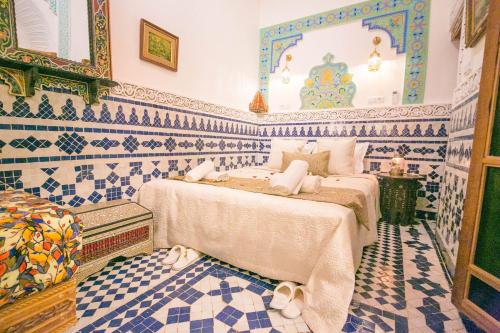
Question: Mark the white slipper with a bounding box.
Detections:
[172,248,201,270]
[162,245,185,266]
[281,285,306,319]
[269,281,297,310]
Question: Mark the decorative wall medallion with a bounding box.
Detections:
[300,53,356,109]
[259,0,431,105]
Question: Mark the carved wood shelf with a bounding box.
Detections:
[0,58,117,104]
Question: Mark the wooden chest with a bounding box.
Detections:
[72,200,154,283]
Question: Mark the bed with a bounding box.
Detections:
[138,166,381,333]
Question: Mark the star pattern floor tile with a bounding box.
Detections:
[73,221,472,333]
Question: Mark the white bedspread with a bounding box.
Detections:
[138,167,380,333]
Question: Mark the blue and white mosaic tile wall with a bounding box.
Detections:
[0,82,452,224]
[0,84,260,207]
[436,92,478,268]
[258,105,451,221]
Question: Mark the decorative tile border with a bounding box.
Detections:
[257,104,450,123]
[362,10,408,54]
[269,34,303,74]
[110,82,259,123]
[259,0,431,105]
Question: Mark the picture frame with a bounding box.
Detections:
[140,19,179,71]
[465,0,489,47]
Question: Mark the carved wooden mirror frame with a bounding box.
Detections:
[0,0,116,104]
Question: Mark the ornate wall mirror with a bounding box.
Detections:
[0,0,116,104]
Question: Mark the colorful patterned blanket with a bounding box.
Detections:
[0,190,82,308]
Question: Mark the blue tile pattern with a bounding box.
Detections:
[10,136,52,151]
[73,221,468,333]
[55,132,88,154]
[259,117,450,220]
[0,85,453,292]
[0,88,260,207]
[436,93,478,267]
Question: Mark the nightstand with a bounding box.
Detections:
[378,173,425,226]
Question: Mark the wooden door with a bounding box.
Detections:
[452,2,500,332]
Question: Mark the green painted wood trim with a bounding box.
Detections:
[259,0,431,106]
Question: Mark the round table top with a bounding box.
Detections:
[377,172,426,180]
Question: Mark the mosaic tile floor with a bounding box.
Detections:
[73,221,472,333]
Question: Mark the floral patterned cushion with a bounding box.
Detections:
[0,190,82,308]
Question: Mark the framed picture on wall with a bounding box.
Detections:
[140,19,179,71]
[465,0,489,47]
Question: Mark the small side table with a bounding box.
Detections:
[378,173,425,226]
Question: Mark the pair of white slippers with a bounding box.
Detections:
[269,282,305,319]
[162,245,201,270]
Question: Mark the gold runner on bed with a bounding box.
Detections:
[171,176,370,230]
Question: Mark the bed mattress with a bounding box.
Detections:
[138,166,380,333]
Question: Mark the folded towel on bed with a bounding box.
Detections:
[204,170,229,182]
[185,160,215,182]
[270,160,309,195]
[300,175,321,193]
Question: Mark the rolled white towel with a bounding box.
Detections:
[270,160,309,195]
[300,175,321,194]
[185,160,215,182]
[204,170,229,182]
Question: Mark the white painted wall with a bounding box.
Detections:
[109,0,261,111]
[260,0,459,111]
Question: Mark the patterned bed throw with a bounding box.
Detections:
[0,190,82,308]
[173,176,370,229]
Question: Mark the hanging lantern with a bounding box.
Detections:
[249,91,268,113]
[282,54,292,84]
[368,36,382,72]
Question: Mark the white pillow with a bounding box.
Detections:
[354,142,370,174]
[316,137,357,175]
[267,139,307,169]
